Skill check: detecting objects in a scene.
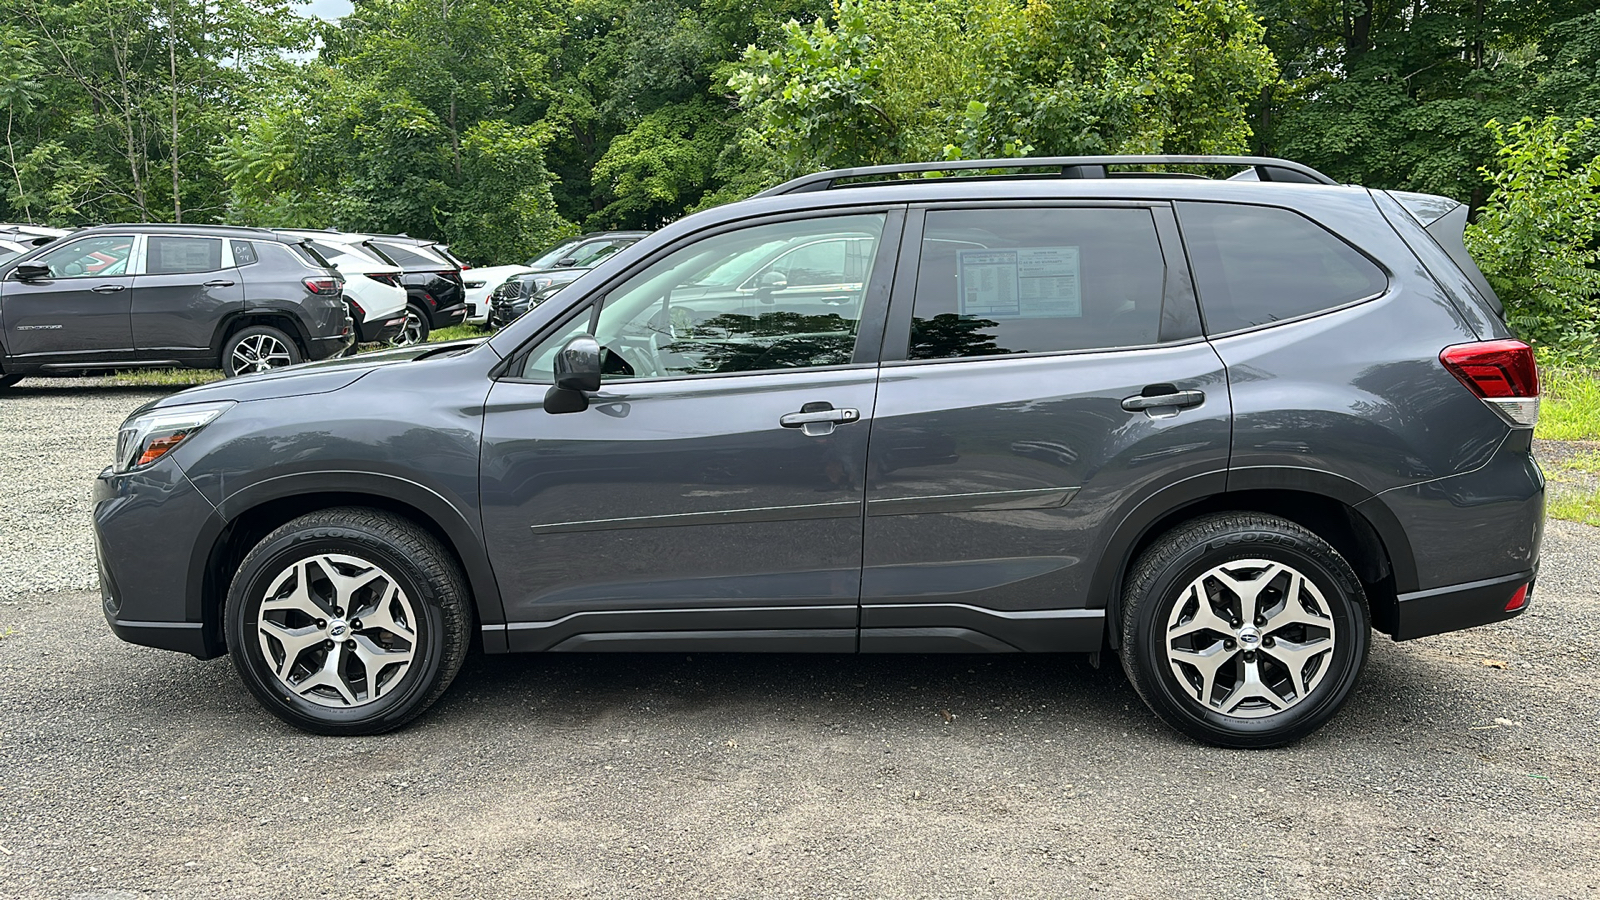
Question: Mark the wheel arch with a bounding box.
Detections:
[212,310,312,363]
[191,472,506,658]
[1093,468,1416,648]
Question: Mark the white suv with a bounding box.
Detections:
[277,232,408,344]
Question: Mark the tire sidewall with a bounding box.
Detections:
[225,526,447,733]
[1132,527,1369,746]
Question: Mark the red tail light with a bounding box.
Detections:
[366,272,399,287]
[303,276,340,295]
[1440,340,1539,427]
[348,298,366,318]
[1505,583,1529,612]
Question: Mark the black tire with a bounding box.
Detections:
[0,374,21,389]
[224,507,472,735]
[1119,513,1370,749]
[391,304,429,346]
[222,325,303,377]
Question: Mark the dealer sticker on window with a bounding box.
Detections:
[958,247,1082,318]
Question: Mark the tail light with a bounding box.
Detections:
[303,276,340,295]
[348,298,366,318]
[1505,583,1530,612]
[366,272,399,287]
[1439,340,1539,427]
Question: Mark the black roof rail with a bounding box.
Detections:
[755,155,1337,197]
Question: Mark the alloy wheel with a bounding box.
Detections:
[1164,558,1337,718]
[255,553,418,709]
[231,333,293,373]
[392,310,425,346]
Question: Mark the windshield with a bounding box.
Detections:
[526,238,584,268]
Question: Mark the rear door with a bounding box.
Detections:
[479,210,902,652]
[131,235,244,357]
[1,233,137,365]
[859,203,1231,652]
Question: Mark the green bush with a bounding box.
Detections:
[1464,117,1600,363]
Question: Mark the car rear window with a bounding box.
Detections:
[1176,202,1389,334]
[372,242,447,269]
[147,237,223,275]
[908,207,1169,359]
[288,241,334,269]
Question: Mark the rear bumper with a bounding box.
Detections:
[1391,568,1536,641]
[355,315,406,344]
[430,303,467,328]
[306,317,357,361]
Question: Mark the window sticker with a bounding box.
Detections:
[958,247,1081,318]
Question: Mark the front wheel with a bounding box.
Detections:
[1119,513,1370,748]
[224,508,472,735]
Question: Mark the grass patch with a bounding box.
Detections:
[1537,363,1600,440]
[108,368,225,388]
[429,323,494,343]
[1548,489,1600,527]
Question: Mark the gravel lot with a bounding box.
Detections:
[1,379,1597,899]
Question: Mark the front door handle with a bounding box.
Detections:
[91,284,125,294]
[780,402,860,436]
[1122,388,1205,412]
[204,279,236,288]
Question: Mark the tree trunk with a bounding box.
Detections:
[168,0,182,223]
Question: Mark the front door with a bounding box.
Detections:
[480,211,902,652]
[132,234,244,358]
[1,233,137,366]
[859,204,1232,652]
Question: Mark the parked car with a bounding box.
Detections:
[0,224,70,248]
[1,224,351,385]
[350,234,467,344]
[485,231,648,327]
[468,231,649,326]
[94,156,1542,748]
[275,231,408,344]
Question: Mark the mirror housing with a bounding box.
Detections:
[553,257,578,268]
[555,335,602,393]
[12,263,50,281]
[757,271,788,293]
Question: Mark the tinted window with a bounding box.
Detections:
[33,235,135,278]
[1177,202,1388,333]
[908,208,1167,359]
[231,240,258,266]
[521,214,884,381]
[147,237,223,275]
[526,238,583,268]
[373,242,446,269]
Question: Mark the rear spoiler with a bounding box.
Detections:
[1387,190,1503,316]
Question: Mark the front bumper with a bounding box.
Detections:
[95,463,226,659]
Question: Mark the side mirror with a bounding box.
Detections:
[545,334,601,414]
[757,271,788,293]
[12,263,50,281]
[553,257,578,268]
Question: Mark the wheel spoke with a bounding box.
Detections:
[351,633,413,700]
[260,560,326,618]
[1169,639,1237,706]
[1168,583,1233,641]
[294,641,358,705]
[1221,656,1284,714]
[258,618,324,679]
[354,582,415,642]
[1263,635,1333,700]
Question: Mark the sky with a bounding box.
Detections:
[302,0,353,20]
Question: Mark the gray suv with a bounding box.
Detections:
[0,224,352,385]
[92,157,1543,747]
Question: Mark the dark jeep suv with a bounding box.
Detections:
[93,157,1543,747]
[0,224,352,383]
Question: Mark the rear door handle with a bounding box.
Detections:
[780,403,860,436]
[92,284,125,294]
[1121,388,1205,412]
[204,279,236,288]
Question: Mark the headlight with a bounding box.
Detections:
[114,401,234,473]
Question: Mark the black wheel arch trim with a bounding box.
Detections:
[211,309,315,359]
[198,470,507,646]
[1091,466,1419,649]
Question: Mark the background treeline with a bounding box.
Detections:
[1,0,1597,350]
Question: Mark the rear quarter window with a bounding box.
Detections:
[1176,202,1388,334]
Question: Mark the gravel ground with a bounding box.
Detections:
[1,380,1597,899]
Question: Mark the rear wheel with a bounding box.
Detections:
[224,507,472,735]
[223,325,302,377]
[1119,513,1370,748]
[391,305,429,346]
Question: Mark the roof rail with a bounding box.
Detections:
[755,155,1337,197]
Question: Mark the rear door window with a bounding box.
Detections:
[907,207,1169,359]
[146,237,224,275]
[1176,202,1388,334]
